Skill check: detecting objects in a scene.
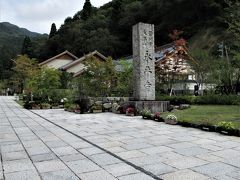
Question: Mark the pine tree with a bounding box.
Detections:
[49,23,57,39]
[21,36,33,57]
[81,0,92,21]
[110,0,123,33]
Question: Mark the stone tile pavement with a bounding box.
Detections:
[0,96,240,180]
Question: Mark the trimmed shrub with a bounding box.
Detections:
[157,95,195,105]
[195,95,240,105]
[157,95,240,105]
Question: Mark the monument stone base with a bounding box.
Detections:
[128,100,170,113]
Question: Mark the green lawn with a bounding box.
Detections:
[162,105,240,129]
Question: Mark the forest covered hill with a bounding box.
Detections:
[0,0,237,80]
[0,22,47,79]
[39,0,229,60]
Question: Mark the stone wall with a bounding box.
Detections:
[134,101,170,113]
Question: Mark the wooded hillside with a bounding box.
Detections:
[1,0,238,80]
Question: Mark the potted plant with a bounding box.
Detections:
[74,104,81,114]
[112,103,121,114]
[165,114,178,125]
[153,112,163,121]
[126,107,135,116]
[41,102,51,109]
[217,121,236,135]
[199,119,216,131]
[179,119,192,127]
[141,109,151,119]
[64,103,76,112]
[91,105,102,113]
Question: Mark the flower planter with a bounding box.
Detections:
[164,119,178,125]
[74,110,81,114]
[220,130,231,136]
[216,127,235,136]
[142,115,151,119]
[192,123,201,129]
[234,129,240,137]
[179,122,192,127]
[92,109,102,113]
[154,117,164,122]
[126,112,134,116]
[126,107,135,116]
[165,114,178,125]
[200,125,216,132]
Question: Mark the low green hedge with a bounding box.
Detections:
[195,95,240,105]
[157,95,240,105]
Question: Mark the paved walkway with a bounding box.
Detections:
[0,97,240,180]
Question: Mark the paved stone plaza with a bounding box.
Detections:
[1,96,240,180]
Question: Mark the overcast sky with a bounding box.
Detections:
[0,0,111,34]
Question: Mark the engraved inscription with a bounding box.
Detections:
[133,23,155,100]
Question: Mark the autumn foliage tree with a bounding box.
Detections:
[156,30,189,96]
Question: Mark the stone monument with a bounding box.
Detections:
[133,22,155,100]
[130,22,169,112]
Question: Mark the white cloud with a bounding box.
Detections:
[0,0,111,34]
[15,0,78,22]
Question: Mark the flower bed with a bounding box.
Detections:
[162,105,240,137]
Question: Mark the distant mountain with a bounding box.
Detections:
[0,22,43,49]
[0,22,47,79]
[0,22,40,37]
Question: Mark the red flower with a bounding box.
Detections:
[154,112,161,119]
[126,107,135,113]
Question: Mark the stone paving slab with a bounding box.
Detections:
[31,153,57,162]
[143,163,176,175]
[118,173,155,180]
[191,162,238,178]
[66,159,101,174]
[103,163,139,177]
[41,170,79,180]
[159,169,209,180]
[2,151,28,161]
[78,169,117,180]
[4,170,41,180]
[1,96,240,180]
[3,159,36,173]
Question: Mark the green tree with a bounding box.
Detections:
[21,36,33,57]
[190,49,217,89]
[0,45,15,79]
[75,56,116,97]
[191,48,240,95]
[40,0,228,59]
[27,67,61,102]
[115,60,133,96]
[214,47,240,95]
[222,0,240,38]
[81,0,93,21]
[49,23,57,39]
[12,55,38,93]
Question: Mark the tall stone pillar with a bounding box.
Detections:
[132,22,155,101]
